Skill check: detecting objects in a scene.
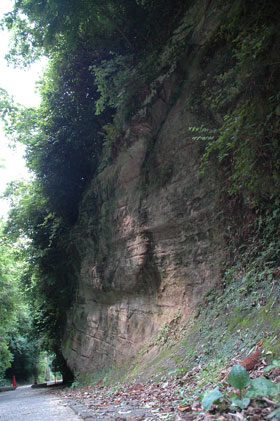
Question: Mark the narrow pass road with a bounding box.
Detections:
[0,385,82,421]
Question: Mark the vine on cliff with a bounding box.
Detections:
[189,0,280,292]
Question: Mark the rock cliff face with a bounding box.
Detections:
[62,0,226,374]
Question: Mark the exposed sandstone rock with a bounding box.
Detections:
[62,0,226,374]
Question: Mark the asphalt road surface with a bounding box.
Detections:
[0,385,82,421]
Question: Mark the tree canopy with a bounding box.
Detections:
[2,0,184,66]
[0,221,41,381]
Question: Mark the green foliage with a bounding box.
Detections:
[0,88,16,121]
[98,123,121,169]
[267,406,280,419]
[92,47,171,125]
[246,378,279,399]
[0,223,19,376]
[202,386,224,411]
[1,0,183,66]
[264,360,280,373]
[188,125,217,143]
[0,342,11,379]
[3,181,49,242]
[1,47,106,223]
[188,2,280,314]
[0,6,113,378]
[202,364,279,412]
[6,310,41,382]
[230,396,250,410]
[2,179,77,380]
[190,0,280,208]
[198,94,280,203]
[0,221,41,380]
[228,364,250,397]
[92,53,134,115]
[27,47,106,223]
[0,89,35,152]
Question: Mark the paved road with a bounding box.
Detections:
[0,385,82,421]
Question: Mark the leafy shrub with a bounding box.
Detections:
[202,364,279,412]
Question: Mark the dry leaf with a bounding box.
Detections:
[178,404,192,412]
[240,349,261,371]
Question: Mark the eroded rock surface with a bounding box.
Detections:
[63,0,226,374]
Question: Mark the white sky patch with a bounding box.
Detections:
[0,0,46,217]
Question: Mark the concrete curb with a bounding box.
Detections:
[0,387,17,392]
[31,383,48,389]
[31,380,63,389]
